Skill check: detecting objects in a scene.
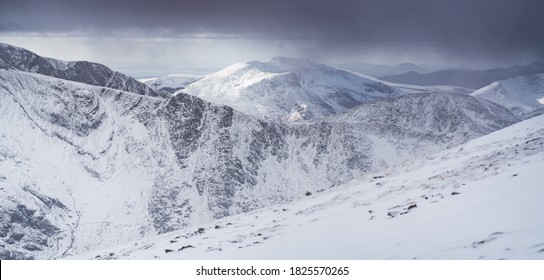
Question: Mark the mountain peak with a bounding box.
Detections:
[184,58,412,121]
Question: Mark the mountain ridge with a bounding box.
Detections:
[0,42,168,98]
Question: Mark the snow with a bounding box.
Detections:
[182,57,471,122]
[0,65,522,260]
[139,74,203,93]
[0,69,177,259]
[70,114,544,259]
[471,74,544,117]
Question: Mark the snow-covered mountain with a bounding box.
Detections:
[471,74,544,117]
[0,43,168,98]
[139,74,203,94]
[71,113,544,260]
[0,67,516,259]
[182,57,468,122]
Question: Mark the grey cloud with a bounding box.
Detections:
[1,0,543,68]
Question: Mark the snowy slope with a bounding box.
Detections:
[139,74,203,93]
[183,57,469,122]
[471,74,544,117]
[71,114,544,260]
[0,42,167,98]
[0,69,516,259]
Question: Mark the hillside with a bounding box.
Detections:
[71,114,544,260]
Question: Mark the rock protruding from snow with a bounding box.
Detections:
[0,42,167,98]
[471,74,544,117]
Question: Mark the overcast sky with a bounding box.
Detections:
[1,0,543,77]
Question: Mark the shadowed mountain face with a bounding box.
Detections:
[380,62,544,89]
[0,43,168,98]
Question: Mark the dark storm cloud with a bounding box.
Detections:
[1,0,543,64]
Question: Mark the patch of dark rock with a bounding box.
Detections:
[164,249,173,253]
[451,191,461,196]
[387,212,398,218]
[10,232,24,241]
[407,204,417,210]
[305,191,312,196]
[23,244,42,251]
[0,249,33,260]
[178,245,194,251]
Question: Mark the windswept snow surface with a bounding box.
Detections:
[183,57,469,122]
[471,74,544,117]
[71,114,544,260]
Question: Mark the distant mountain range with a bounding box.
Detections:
[380,62,544,89]
[335,62,444,77]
